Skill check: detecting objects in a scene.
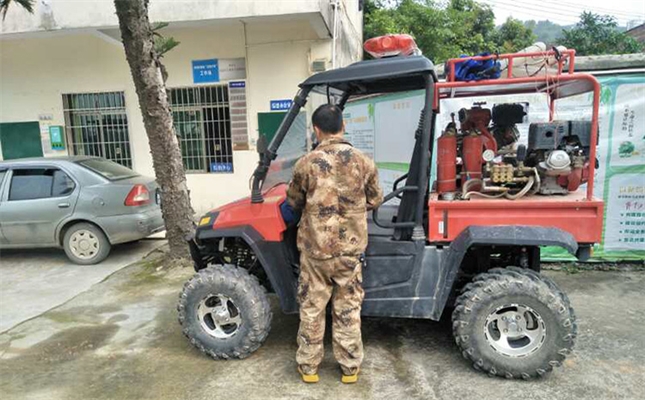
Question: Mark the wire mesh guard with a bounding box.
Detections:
[169,85,233,173]
[62,92,132,168]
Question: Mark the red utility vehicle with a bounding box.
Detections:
[178,37,601,379]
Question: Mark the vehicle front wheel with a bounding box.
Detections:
[452,267,576,379]
[63,222,111,265]
[178,264,272,359]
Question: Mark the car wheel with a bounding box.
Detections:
[452,267,576,379]
[63,222,111,265]
[178,264,272,360]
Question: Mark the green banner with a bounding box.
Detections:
[543,75,645,262]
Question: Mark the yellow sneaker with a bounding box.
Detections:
[341,370,359,384]
[298,366,319,383]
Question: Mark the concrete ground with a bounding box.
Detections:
[0,259,643,400]
[0,240,165,333]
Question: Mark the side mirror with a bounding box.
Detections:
[257,134,268,157]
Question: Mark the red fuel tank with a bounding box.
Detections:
[437,132,457,194]
[462,133,483,188]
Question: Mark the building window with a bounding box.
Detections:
[62,92,132,168]
[169,85,232,173]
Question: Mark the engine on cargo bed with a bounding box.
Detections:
[436,102,595,200]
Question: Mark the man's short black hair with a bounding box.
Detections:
[312,104,343,135]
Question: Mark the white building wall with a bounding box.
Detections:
[1,6,363,214]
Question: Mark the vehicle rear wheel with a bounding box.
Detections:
[452,267,576,379]
[63,222,111,265]
[490,266,578,338]
[178,264,272,359]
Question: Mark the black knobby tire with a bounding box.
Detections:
[452,267,576,379]
[63,222,111,265]
[177,264,272,359]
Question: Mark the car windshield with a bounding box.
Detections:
[262,92,332,189]
[77,158,139,180]
[261,112,309,189]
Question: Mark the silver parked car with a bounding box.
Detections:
[0,157,165,264]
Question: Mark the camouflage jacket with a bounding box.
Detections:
[287,137,383,259]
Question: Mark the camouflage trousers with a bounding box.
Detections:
[296,254,365,376]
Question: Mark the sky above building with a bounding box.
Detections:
[478,0,645,27]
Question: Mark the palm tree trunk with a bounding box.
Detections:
[114,0,193,260]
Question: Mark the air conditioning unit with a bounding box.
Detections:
[311,59,328,73]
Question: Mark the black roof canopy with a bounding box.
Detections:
[300,56,437,95]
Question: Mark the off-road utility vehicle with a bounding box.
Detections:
[178,37,602,379]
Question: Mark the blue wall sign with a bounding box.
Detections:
[229,81,246,88]
[210,162,233,173]
[192,59,220,84]
[270,99,293,111]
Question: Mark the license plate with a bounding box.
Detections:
[156,190,161,205]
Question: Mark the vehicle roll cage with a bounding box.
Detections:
[250,50,600,241]
[250,56,437,240]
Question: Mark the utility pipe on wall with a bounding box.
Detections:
[331,0,340,69]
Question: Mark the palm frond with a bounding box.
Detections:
[152,21,170,33]
[151,21,180,57]
[1,0,35,21]
[154,36,180,57]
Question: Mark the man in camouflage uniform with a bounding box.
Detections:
[287,104,383,383]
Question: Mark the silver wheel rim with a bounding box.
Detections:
[69,230,100,260]
[484,303,546,358]
[197,294,242,339]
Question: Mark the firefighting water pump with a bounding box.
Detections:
[436,103,594,200]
